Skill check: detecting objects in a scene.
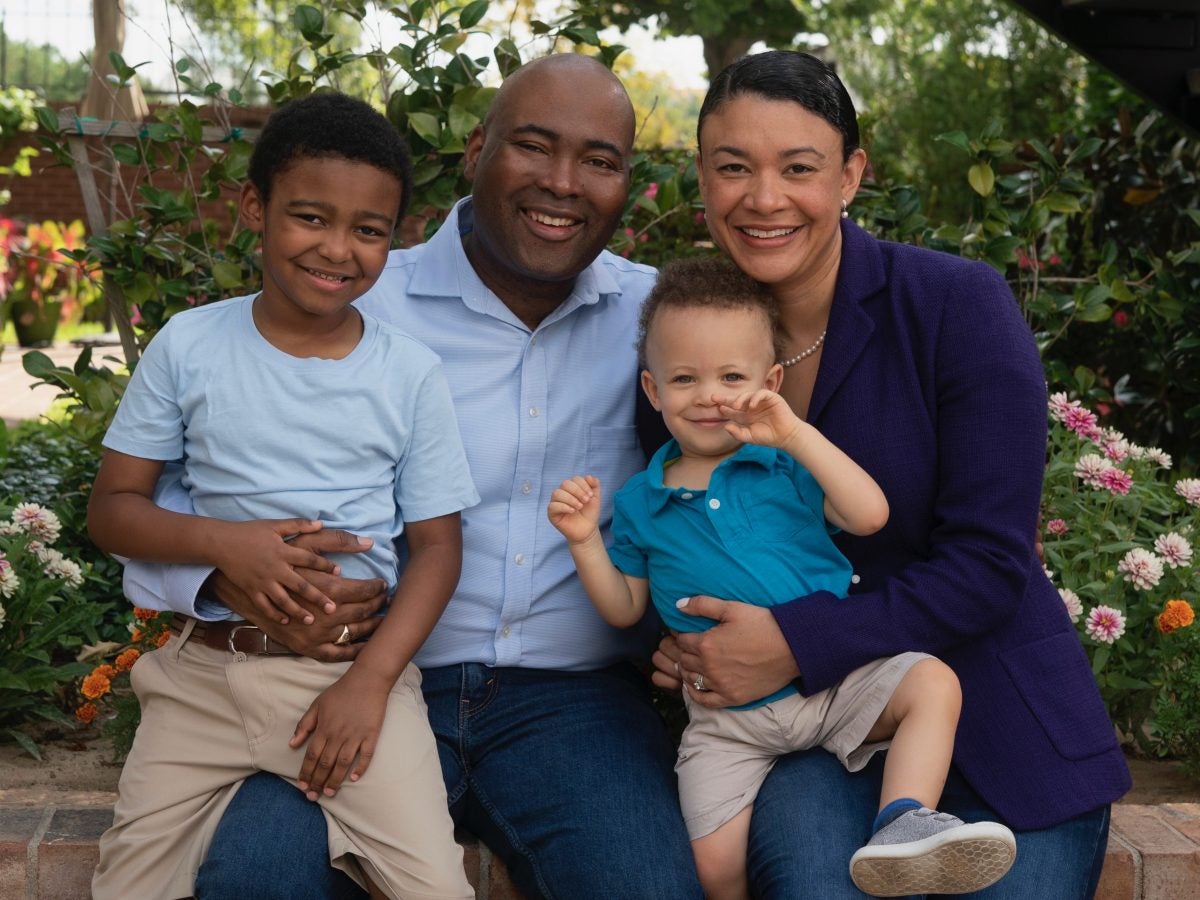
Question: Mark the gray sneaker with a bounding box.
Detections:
[848,807,1016,897]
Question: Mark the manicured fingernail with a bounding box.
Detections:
[675,597,692,608]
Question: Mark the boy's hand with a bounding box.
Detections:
[290,667,389,799]
[547,475,602,544]
[210,518,339,625]
[717,389,803,449]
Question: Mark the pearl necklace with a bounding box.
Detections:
[779,330,827,367]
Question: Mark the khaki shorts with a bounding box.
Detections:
[677,652,930,840]
[92,623,473,900]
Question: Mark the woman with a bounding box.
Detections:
[655,50,1130,898]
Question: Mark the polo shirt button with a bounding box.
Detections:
[709,498,720,510]
[681,492,693,500]
[851,574,861,584]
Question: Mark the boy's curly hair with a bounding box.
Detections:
[248,92,413,221]
[637,257,782,366]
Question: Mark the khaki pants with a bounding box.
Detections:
[93,625,473,900]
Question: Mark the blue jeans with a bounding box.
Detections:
[196,662,701,900]
[748,748,1111,899]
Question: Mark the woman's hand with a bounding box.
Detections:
[659,595,801,708]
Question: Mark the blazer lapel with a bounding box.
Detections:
[808,221,886,425]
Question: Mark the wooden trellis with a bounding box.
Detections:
[55,108,261,366]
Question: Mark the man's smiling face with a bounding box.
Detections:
[462,58,634,304]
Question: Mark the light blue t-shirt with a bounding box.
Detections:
[103,294,479,589]
[609,439,854,707]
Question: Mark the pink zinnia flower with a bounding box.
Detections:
[1046,519,1069,536]
[1145,448,1172,468]
[1086,605,1126,644]
[1058,587,1083,623]
[1175,478,1200,507]
[1099,468,1133,495]
[1154,532,1193,569]
[10,503,61,542]
[1074,454,1113,487]
[1047,392,1077,423]
[1118,548,1164,590]
[1100,429,1129,462]
[1062,406,1099,438]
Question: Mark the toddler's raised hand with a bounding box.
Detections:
[718,389,804,449]
[210,518,340,625]
[547,475,603,544]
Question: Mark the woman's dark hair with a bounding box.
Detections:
[249,92,414,221]
[698,51,860,162]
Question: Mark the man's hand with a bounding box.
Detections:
[654,595,800,709]
[207,529,387,661]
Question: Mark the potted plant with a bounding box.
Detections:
[1,219,100,348]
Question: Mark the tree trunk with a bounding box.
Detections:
[702,34,756,82]
[81,0,148,121]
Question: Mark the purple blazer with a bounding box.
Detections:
[770,220,1130,830]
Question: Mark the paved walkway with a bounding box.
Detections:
[0,343,103,428]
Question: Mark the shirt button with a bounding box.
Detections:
[501,625,512,637]
[709,498,721,510]
[851,574,861,584]
[514,552,526,565]
[528,407,539,417]
[680,492,693,500]
[521,482,532,494]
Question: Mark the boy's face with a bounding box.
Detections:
[641,304,783,462]
[240,156,402,321]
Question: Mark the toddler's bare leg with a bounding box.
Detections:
[691,805,753,900]
[863,658,961,809]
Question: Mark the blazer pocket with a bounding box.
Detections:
[999,632,1120,761]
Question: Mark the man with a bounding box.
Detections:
[126,55,703,900]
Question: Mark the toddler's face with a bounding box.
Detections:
[641,304,780,462]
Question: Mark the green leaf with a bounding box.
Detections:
[1066,137,1103,167]
[294,5,324,35]
[967,163,995,197]
[5,729,41,761]
[407,112,441,144]
[1027,139,1059,171]
[21,351,57,379]
[211,261,243,290]
[494,39,521,78]
[447,104,479,140]
[459,0,488,28]
[935,131,971,155]
[1042,192,1082,214]
[34,106,60,134]
[111,143,142,166]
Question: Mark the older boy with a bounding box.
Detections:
[88,94,477,900]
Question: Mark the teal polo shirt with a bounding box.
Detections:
[609,439,854,708]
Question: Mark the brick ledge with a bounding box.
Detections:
[2,802,1197,899]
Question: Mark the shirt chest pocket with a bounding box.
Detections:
[740,474,824,544]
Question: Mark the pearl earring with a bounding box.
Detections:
[841,199,849,219]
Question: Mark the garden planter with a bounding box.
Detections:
[10,298,62,348]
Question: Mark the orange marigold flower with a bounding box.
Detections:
[80,672,112,700]
[114,648,141,671]
[130,628,145,643]
[155,631,170,648]
[93,664,117,680]
[75,702,98,725]
[132,607,159,621]
[1156,599,1195,634]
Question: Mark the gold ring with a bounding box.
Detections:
[334,625,352,646]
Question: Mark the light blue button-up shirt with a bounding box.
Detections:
[124,199,660,671]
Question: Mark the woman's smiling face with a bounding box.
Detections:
[697,94,866,298]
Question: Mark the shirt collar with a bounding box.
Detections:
[643,439,778,514]
[407,198,622,324]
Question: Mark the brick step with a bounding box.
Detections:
[2,802,1197,899]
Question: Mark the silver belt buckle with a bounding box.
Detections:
[228,624,268,655]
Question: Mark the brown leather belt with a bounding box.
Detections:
[171,616,299,656]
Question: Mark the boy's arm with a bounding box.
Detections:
[88,449,338,623]
[548,476,650,628]
[719,390,888,536]
[290,511,463,797]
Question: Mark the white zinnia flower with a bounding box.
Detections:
[1117,548,1165,590]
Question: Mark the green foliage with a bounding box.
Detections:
[0,28,89,101]
[1150,628,1200,777]
[0,86,41,206]
[1040,395,1200,753]
[0,502,109,756]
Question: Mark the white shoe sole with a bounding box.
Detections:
[848,821,1017,897]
